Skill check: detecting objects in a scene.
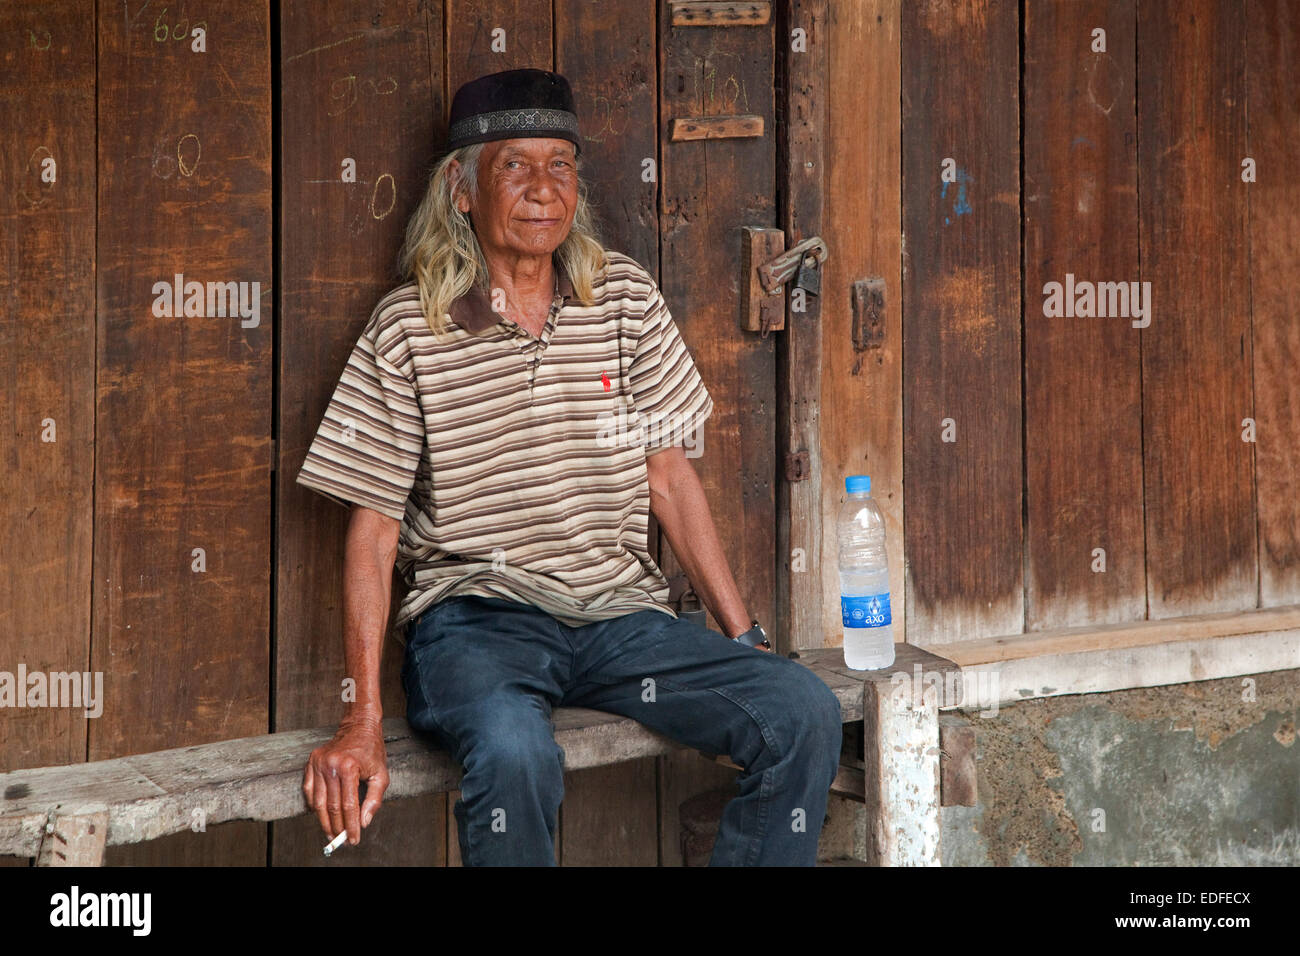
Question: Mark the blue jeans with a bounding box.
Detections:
[400,595,843,866]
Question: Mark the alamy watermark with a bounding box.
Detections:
[151,272,262,328]
[890,663,1001,717]
[1042,273,1151,328]
[0,665,103,717]
[596,403,704,458]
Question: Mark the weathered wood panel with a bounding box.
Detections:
[820,0,904,648]
[1247,0,1300,607]
[654,2,779,862]
[1137,0,1255,619]
[274,0,447,866]
[657,0,776,657]
[555,0,663,867]
[776,0,827,653]
[558,761,659,865]
[0,1,95,772]
[446,0,552,87]
[92,0,272,865]
[901,0,1022,644]
[556,0,659,272]
[1023,0,1144,629]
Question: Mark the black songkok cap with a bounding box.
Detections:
[446,68,581,156]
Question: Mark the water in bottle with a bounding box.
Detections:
[838,474,895,670]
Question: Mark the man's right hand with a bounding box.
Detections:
[303,714,390,847]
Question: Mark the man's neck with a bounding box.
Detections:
[483,252,555,302]
[482,251,558,334]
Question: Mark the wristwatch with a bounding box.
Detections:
[733,619,771,649]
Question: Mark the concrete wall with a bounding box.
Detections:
[941,670,1300,866]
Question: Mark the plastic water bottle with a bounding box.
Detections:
[838,475,894,670]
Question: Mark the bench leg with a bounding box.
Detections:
[862,681,941,865]
[36,811,109,867]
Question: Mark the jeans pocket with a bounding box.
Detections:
[407,597,465,654]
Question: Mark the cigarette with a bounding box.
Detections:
[323,831,348,856]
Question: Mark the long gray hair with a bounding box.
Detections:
[397,141,607,336]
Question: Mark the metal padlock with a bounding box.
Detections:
[794,252,821,297]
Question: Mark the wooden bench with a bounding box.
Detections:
[0,645,959,866]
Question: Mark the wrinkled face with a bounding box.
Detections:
[456,137,578,261]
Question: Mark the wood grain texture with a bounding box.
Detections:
[940,602,1300,667]
[0,1,96,772]
[820,0,904,648]
[446,0,551,87]
[1138,0,1255,618]
[1023,0,1145,629]
[554,0,663,867]
[90,1,272,870]
[657,0,776,645]
[901,0,1023,644]
[776,0,827,654]
[274,0,446,867]
[37,811,108,867]
[655,0,780,863]
[93,0,272,751]
[1246,0,1300,607]
[558,760,660,865]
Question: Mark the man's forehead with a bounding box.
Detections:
[491,138,576,159]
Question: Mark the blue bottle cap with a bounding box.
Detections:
[846,475,870,494]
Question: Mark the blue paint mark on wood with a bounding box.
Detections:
[940,167,974,225]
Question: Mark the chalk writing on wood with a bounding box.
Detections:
[151,133,202,181]
[328,74,398,117]
[693,50,748,112]
[369,173,395,221]
[150,11,207,44]
[585,93,628,144]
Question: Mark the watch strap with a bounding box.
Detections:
[734,620,770,648]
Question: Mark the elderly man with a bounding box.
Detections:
[296,68,842,866]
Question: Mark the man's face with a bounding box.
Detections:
[456,137,578,261]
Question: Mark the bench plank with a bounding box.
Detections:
[0,647,960,859]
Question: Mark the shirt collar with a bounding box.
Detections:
[448,257,575,334]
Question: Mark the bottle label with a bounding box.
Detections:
[842,593,891,628]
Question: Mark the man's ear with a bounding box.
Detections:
[449,160,471,214]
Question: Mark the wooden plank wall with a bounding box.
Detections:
[1137,0,1255,621]
[819,0,905,649]
[274,0,446,867]
[899,1,1296,647]
[94,0,272,864]
[901,0,1023,645]
[1023,0,1145,630]
[0,2,96,779]
[652,0,780,865]
[1246,0,1300,608]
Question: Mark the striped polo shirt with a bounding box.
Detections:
[295,249,714,640]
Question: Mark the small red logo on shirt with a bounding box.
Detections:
[601,372,611,392]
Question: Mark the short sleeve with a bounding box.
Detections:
[295,323,425,522]
[628,283,714,455]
